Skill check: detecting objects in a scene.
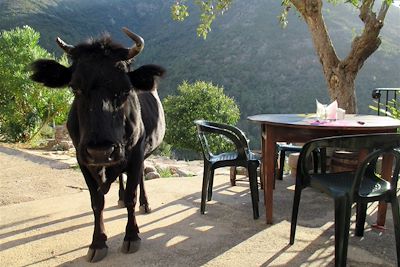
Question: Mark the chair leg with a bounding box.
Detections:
[248,162,259,219]
[312,151,319,173]
[201,164,211,214]
[320,148,327,174]
[259,164,264,190]
[290,185,302,245]
[207,168,215,201]
[230,166,237,186]
[278,150,285,180]
[390,197,400,264]
[355,201,368,237]
[334,197,352,267]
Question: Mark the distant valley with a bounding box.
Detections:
[1,0,399,143]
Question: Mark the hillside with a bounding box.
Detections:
[1,0,399,144]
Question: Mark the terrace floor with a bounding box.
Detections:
[0,147,398,266]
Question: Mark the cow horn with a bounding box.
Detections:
[122,27,144,59]
[56,37,74,54]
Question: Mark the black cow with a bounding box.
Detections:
[30,28,165,262]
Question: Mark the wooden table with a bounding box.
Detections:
[247,114,400,224]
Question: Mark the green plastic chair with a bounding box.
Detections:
[194,120,260,219]
[290,133,400,267]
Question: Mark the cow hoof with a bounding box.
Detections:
[86,247,108,262]
[117,200,125,208]
[139,204,151,214]
[121,238,141,254]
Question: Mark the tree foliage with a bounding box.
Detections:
[0,26,72,142]
[163,80,240,153]
[172,0,396,113]
[172,0,232,39]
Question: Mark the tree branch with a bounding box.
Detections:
[291,0,340,78]
[377,0,390,21]
[290,0,306,13]
[343,0,389,73]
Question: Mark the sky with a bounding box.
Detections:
[393,0,400,8]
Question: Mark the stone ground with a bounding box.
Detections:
[0,144,398,266]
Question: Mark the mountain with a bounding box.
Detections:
[1,0,399,145]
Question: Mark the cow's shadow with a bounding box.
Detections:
[61,174,337,266]
[8,173,397,266]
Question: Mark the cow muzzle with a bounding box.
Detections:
[85,144,124,166]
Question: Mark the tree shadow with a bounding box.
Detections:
[1,173,398,266]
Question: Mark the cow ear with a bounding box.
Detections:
[30,59,72,88]
[128,64,166,91]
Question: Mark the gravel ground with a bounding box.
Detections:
[0,146,86,206]
[0,144,398,266]
[0,144,204,206]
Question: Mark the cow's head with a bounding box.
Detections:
[30,28,165,169]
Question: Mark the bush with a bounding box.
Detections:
[0,26,72,142]
[163,80,240,153]
[153,141,172,158]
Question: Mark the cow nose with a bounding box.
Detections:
[86,144,115,164]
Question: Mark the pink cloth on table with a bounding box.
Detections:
[309,120,362,126]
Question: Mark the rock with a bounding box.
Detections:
[144,165,156,174]
[170,166,195,177]
[145,172,160,180]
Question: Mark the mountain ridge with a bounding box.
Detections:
[1,0,399,143]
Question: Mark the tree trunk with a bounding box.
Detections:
[327,66,357,113]
[290,0,391,114]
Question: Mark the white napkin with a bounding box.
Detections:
[336,108,346,120]
[316,100,344,120]
[316,99,327,120]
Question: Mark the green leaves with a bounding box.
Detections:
[0,26,72,142]
[163,80,240,153]
[171,1,189,21]
[171,0,232,39]
[278,0,292,28]
[369,99,400,119]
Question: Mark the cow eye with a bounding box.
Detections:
[116,91,129,100]
[71,88,82,96]
[113,93,122,106]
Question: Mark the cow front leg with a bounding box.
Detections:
[117,174,125,208]
[139,171,151,213]
[121,160,143,254]
[81,167,108,262]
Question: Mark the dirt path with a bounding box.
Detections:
[0,145,204,206]
[1,145,398,266]
[0,146,86,206]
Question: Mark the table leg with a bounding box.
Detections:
[261,125,268,223]
[376,153,393,227]
[263,125,276,224]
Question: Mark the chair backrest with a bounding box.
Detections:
[297,133,400,196]
[194,120,250,160]
[371,88,400,116]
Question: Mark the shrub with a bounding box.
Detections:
[163,80,240,153]
[0,26,72,142]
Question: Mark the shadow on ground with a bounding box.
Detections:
[0,149,398,266]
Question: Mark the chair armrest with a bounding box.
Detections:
[353,148,400,196]
[195,120,249,157]
[297,133,400,192]
[206,121,250,148]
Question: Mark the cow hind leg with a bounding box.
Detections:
[117,174,126,208]
[139,174,151,213]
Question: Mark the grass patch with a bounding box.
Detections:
[155,166,174,178]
